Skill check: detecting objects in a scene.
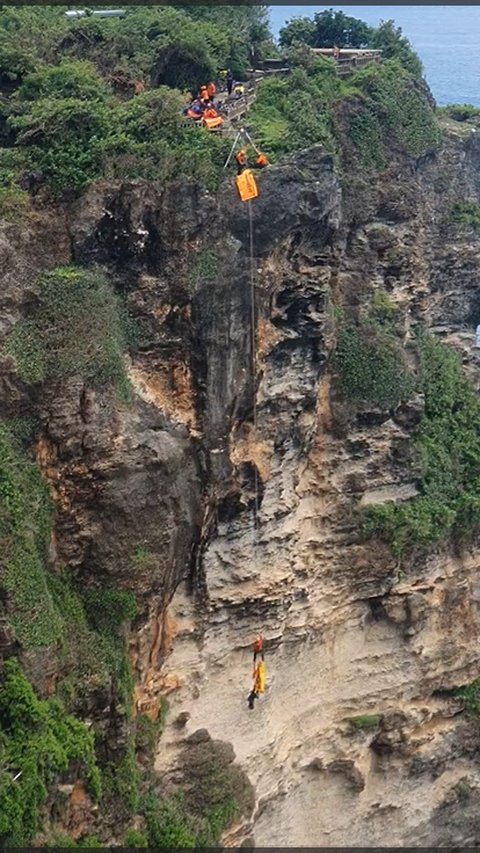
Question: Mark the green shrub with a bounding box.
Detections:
[17,59,108,102]
[348,107,385,169]
[142,787,236,849]
[83,587,138,817]
[456,679,480,716]
[450,201,480,230]
[369,289,398,323]
[99,88,230,191]
[187,248,218,289]
[250,63,342,157]
[123,828,148,847]
[336,323,414,409]
[0,658,100,847]
[0,186,29,221]
[141,739,248,849]
[5,266,129,397]
[0,146,27,192]
[0,43,37,85]
[84,589,137,637]
[364,334,480,556]
[442,103,480,122]
[3,28,231,195]
[10,97,114,194]
[135,700,168,759]
[143,791,198,848]
[352,60,440,158]
[131,545,156,570]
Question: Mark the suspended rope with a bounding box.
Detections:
[224,131,270,710]
[248,199,260,535]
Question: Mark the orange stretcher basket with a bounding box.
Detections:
[235,168,258,202]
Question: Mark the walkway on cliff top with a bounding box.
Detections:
[219,48,383,130]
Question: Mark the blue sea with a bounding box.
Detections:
[269,5,480,106]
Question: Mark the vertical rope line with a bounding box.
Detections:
[248,200,260,536]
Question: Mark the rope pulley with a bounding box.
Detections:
[223,127,269,202]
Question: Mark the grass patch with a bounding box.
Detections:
[455,679,480,716]
[187,248,218,289]
[123,829,148,847]
[250,61,345,158]
[348,714,381,730]
[5,266,129,399]
[0,186,29,221]
[0,658,100,847]
[132,545,157,571]
[450,201,480,230]
[363,333,480,556]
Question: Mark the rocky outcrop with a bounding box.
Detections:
[4,120,480,844]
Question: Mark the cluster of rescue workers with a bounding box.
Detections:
[183,80,224,130]
[183,71,248,132]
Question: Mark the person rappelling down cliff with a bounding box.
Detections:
[247,635,265,710]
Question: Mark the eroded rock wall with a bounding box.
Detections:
[3,121,480,844]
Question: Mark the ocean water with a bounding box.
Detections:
[269,5,480,107]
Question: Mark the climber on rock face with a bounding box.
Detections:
[253,633,264,662]
[247,643,265,709]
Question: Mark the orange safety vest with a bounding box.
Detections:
[235,149,247,169]
[207,81,216,98]
[255,153,269,168]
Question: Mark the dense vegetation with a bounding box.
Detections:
[363,334,480,556]
[250,56,439,164]
[0,416,138,844]
[0,5,271,196]
[142,761,236,847]
[5,267,129,397]
[0,659,100,847]
[0,5,438,199]
[0,421,59,648]
[449,201,480,230]
[336,320,414,410]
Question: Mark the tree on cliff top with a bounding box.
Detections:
[279,9,422,76]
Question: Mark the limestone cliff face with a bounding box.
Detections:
[4,119,480,845]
